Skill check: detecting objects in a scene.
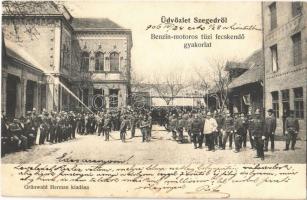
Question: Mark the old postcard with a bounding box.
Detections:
[1,0,306,199]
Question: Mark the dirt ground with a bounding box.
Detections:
[2,125,306,164]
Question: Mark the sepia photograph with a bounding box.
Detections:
[1,0,306,199]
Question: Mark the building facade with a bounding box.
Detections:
[1,2,132,118]
[71,18,132,111]
[227,50,264,115]
[262,2,306,137]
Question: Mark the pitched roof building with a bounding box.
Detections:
[225,50,264,115]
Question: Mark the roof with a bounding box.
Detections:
[5,40,44,72]
[71,18,123,29]
[2,1,62,16]
[228,49,264,89]
[244,49,263,67]
[228,63,264,89]
[225,61,249,70]
[225,49,263,71]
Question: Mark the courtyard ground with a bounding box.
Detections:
[2,125,306,164]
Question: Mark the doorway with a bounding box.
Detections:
[26,80,36,112]
[6,74,19,119]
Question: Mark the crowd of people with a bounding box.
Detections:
[1,108,77,157]
[157,107,300,160]
[74,108,153,143]
[1,106,300,161]
[1,107,154,157]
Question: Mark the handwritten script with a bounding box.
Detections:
[11,161,300,197]
[145,23,261,32]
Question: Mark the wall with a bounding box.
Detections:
[74,32,130,81]
[263,2,307,138]
[2,17,60,73]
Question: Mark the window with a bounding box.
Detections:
[109,89,119,108]
[281,89,289,102]
[270,45,278,72]
[271,91,279,118]
[269,2,277,30]
[95,52,104,71]
[110,52,119,72]
[281,89,290,119]
[292,32,302,66]
[81,52,89,72]
[292,2,302,17]
[294,87,304,119]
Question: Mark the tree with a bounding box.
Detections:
[209,58,230,111]
[151,72,188,106]
[192,66,211,107]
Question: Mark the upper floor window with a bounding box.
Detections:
[292,2,302,17]
[110,52,119,72]
[95,52,104,71]
[292,32,302,66]
[269,2,277,30]
[270,44,278,72]
[81,52,89,72]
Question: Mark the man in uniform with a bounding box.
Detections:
[9,119,28,151]
[103,113,112,141]
[120,115,129,143]
[177,114,185,143]
[148,112,153,139]
[234,113,246,153]
[39,111,50,145]
[250,109,265,160]
[216,111,225,149]
[80,113,85,134]
[70,111,77,139]
[185,112,193,143]
[129,112,136,138]
[221,110,234,150]
[169,114,178,140]
[56,114,64,143]
[264,109,277,152]
[140,114,150,142]
[49,111,57,143]
[191,113,204,149]
[284,110,299,151]
[76,113,82,134]
[241,113,248,148]
[246,111,254,149]
[23,111,36,148]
